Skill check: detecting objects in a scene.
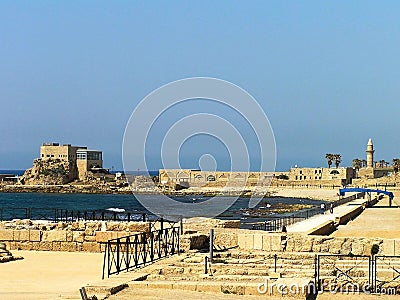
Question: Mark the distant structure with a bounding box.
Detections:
[158,169,280,188]
[288,167,354,185]
[366,138,374,168]
[358,138,391,179]
[40,143,103,180]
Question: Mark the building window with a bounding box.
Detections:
[207,175,216,181]
[300,170,303,174]
[295,176,298,180]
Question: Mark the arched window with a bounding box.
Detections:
[207,175,216,181]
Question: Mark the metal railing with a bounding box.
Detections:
[250,192,365,232]
[0,207,156,222]
[316,254,400,294]
[102,226,180,279]
[374,255,400,293]
[251,207,321,231]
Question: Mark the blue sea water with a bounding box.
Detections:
[0,192,324,223]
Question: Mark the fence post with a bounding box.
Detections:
[150,232,154,261]
[209,229,214,263]
[116,238,120,274]
[126,237,130,270]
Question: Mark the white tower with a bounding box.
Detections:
[366,138,374,168]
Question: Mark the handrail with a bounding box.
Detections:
[102,226,180,279]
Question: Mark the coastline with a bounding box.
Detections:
[0,184,341,202]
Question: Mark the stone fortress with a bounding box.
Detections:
[39,143,103,180]
[18,143,105,185]
[159,138,398,188]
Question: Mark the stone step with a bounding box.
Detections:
[127,278,314,299]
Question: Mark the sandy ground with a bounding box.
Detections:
[0,250,104,300]
[107,288,264,300]
[332,196,400,239]
[269,188,340,201]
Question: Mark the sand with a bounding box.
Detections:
[0,250,104,300]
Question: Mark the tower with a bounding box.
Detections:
[366,138,374,168]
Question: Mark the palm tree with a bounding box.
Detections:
[393,159,400,173]
[352,158,362,170]
[325,154,333,168]
[333,154,342,168]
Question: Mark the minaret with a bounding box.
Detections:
[366,138,374,168]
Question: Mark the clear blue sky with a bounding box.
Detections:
[1,1,399,171]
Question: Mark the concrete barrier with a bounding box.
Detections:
[335,206,364,225]
[307,220,336,236]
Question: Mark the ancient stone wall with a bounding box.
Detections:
[235,231,400,256]
[0,220,150,252]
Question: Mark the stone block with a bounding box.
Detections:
[29,230,41,242]
[82,242,101,252]
[270,235,283,252]
[13,230,30,241]
[60,242,78,252]
[0,230,13,241]
[15,241,34,250]
[197,282,221,293]
[238,233,254,249]
[147,282,173,290]
[95,231,113,243]
[84,235,96,242]
[52,242,61,251]
[44,231,67,242]
[253,234,263,250]
[381,239,396,256]
[262,235,272,251]
[396,240,400,256]
[221,283,245,295]
[127,222,149,232]
[73,231,85,243]
[172,282,197,291]
[38,241,53,251]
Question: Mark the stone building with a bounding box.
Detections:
[40,143,103,181]
[158,169,284,188]
[288,167,355,185]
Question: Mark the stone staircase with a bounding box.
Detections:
[107,251,317,299]
[80,250,400,299]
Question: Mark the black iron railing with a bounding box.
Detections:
[0,207,155,222]
[251,207,321,231]
[102,226,180,279]
[315,254,372,292]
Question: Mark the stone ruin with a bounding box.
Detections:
[0,243,22,263]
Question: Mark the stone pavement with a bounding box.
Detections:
[287,197,370,234]
[332,196,400,239]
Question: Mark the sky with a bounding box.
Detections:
[1,1,400,171]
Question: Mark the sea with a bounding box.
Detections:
[0,170,326,226]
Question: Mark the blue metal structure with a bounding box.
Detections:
[339,188,394,200]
